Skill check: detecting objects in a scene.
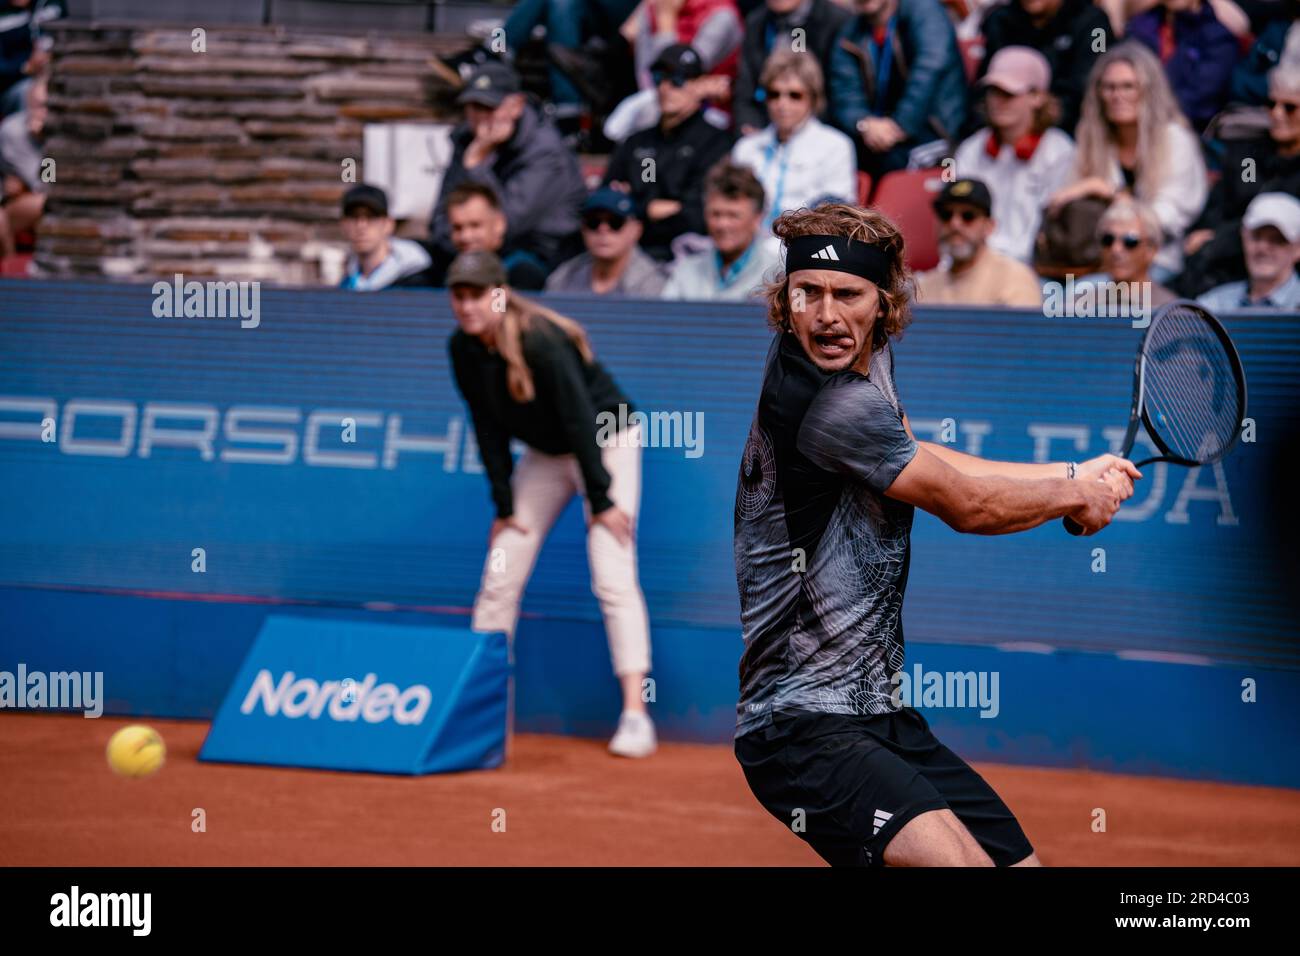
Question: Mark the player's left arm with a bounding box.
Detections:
[901,414,1138,484]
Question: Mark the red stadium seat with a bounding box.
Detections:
[959,37,985,85]
[870,168,946,272]
[0,253,33,277]
[856,171,872,206]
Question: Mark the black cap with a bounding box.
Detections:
[457,61,522,108]
[342,184,389,217]
[933,178,993,216]
[650,43,703,81]
[446,250,508,289]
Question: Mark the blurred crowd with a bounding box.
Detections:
[1,0,1296,310]
[0,0,59,261]
[342,0,1296,312]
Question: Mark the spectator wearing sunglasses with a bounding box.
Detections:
[1176,64,1300,298]
[1198,192,1300,310]
[914,178,1043,307]
[732,0,852,136]
[661,159,778,300]
[731,50,856,236]
[603,0,745,140]
[953,46,1076,266]
[546,188,669,296]
[604,44,736,264]
[1075,198,1179,308]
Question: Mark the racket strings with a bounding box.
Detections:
[1140,306,1240,462]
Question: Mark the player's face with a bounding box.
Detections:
[449,283,504,338]
[786,269,880,373]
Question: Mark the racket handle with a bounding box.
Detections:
[1063,516,1084,536]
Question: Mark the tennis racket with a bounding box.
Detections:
[1064,300,1248,535]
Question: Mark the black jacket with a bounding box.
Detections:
[449,317,633,519]
[977,0,1114,134]
[602,109,734,263]
[732,0,853,134]
[429,102,587,268]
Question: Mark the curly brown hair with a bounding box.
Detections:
[761,203,913,353]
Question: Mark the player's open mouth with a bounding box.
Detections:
[812,332,854,358]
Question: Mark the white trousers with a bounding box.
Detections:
[471,423,652,677]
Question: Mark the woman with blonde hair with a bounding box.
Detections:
[1047,40,1207,279]
[446,250,656,758]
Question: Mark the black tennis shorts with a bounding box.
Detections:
[735,706,1034,867]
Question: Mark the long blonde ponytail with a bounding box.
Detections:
[494,291,595,404]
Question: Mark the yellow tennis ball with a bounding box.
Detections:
[106,724,166,778]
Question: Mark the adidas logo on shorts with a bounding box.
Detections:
[872,809,894,836]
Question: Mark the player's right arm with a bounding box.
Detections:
[884,445,1126,536]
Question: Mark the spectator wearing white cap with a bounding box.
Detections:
[953,46,1076,266]
[1198,192,1300,310]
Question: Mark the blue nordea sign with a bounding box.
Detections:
[200,615,509,774]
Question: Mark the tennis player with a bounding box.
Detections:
[733,203,1141,865]
[447,250,656,758]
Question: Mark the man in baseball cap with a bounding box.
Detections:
[914,177,1042,307]
[1198,192,1300,310]
[546,187,668,296]
[428,60,587,288]
[338,184,436,291]
[602,43,733,264]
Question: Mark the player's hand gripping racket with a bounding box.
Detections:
[1064,300,1248,535]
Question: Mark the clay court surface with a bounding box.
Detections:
[2,714,1297,866]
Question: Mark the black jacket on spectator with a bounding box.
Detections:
[732,0,853,134]
[449,318,633,520]
[602,109,734,263]
[428,101,587,269]
[977,0,1113,134]
[1174,136,1300,297]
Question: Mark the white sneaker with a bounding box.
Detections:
[608,711,656,758]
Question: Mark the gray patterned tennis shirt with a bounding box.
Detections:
[734,331,919,738]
